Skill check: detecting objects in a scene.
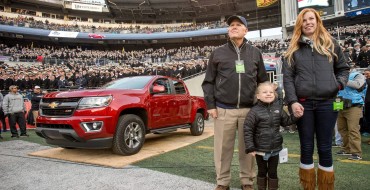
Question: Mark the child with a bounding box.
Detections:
[243,82,298,190]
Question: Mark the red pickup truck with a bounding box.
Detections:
[36,75,208,155]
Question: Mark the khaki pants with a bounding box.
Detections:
[337,106,362,156]
[32,110,39,126]
[214,107,256,186]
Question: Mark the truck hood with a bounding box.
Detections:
[43,89,145,98]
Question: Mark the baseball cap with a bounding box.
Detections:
[227,15,248,27]
[34,85,41,89]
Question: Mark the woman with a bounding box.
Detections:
[282,8,349,190]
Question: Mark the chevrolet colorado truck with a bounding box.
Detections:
[36,75,208,155]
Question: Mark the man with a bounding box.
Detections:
[2,85,28,138]
[362,67,370,144]
[30,86,43,126]
[202,15,268,190]
[0,92,4,139]
[0,91,7,133]
[336,68,365,160]
[351,43,361,66]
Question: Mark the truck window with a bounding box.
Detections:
[104,76,152,89]
[153,78,171,94]
[172,81,186,94]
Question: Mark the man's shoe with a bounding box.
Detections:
[362,132,370,137]
[332,143,342,148]
[20,133,29,137]
[348,154,362,160]
[215,185,230,190]
[336,150,351,156]
[241,184,254,190]
[11,135,19,138]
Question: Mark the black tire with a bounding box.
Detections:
[61,147,75,149]
[112,114,145,155]
[190,113,204,136]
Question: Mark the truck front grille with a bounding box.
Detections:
[40,98,81,117]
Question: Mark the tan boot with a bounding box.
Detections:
[268,178,278,190]
[257,177,267,190]
[299,168,316,190]
[317,168,335,190]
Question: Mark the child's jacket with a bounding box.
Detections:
[243,100,296,154]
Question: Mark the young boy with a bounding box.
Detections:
[243,82,298,189]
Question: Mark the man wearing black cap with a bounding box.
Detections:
[202,15,268,190]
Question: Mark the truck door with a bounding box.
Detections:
[170,80,191,125]
[149,78,176,128]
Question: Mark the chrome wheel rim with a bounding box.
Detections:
[197,117,204,132]
[123,122,143,149]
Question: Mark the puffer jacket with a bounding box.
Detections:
[243,100,296,154]
[202,39,268,109]
[282,38,350,105]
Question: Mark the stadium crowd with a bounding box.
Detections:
[0,14,226,34]
[0,57,207,92]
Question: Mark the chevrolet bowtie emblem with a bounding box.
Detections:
[48,102,59,109]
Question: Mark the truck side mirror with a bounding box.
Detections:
[151,85,165,94]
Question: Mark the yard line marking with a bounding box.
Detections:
[196,146,214,150]
[196,147,369,164]
[339,159,370,165]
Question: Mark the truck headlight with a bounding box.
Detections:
[78,96,112,109]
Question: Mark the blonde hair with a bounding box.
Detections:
[255,82,277,103]
[284,8,337,65]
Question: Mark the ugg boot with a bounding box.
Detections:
[317,168,335,190]
[268,178,278,190]
[257,177,267,190]
[299,168,316,190]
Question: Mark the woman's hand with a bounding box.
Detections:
[292,102,304,118]
[249,151,256,156]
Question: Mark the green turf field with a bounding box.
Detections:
[4,129,370,189]
[134,131,370,189]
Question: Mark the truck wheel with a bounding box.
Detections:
[112,114,145,155]
[190,113,204,136]
[61,147,75,149]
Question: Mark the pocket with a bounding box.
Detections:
[216,107,227,120]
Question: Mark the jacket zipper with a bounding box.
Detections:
[231,41,246,109]
[310,44,316,98]
[268,104,274,151]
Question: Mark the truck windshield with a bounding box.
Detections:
[103,76,153,89]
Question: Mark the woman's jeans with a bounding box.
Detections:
[297,99,338,167]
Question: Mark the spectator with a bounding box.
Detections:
[57,75,69,89]
[0,91,7,133]
[282,8,349,190]
[337,68,365,161]
[362,68,370,139]
[202,15,268,190]
[2,85,28,138]
[30,85,43,126]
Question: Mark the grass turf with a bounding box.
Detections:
[133,131,370,189]
[0,129,52,146]
[3,128,370,189]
